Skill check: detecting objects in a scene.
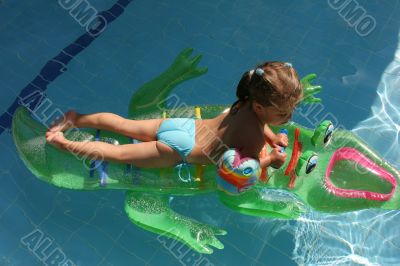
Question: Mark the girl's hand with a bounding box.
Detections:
[272,133,288,148]
[269,147,287,169]
[48,110,78,132]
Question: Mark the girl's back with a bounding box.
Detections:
[188,102,265,165]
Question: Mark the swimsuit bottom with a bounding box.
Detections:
[156,118,195,161]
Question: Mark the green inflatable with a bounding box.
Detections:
[12,48,400,254]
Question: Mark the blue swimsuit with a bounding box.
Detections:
[156,118,195,161]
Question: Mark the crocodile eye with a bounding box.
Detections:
[295,151,318,176]
[324,123,334,144]
[305,155,318,174]
[311,120,334,148]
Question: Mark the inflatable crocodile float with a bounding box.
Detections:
[12,48,400,254]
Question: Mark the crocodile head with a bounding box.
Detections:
[267,120,400,212]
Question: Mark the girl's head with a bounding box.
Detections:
[231,61,303,125]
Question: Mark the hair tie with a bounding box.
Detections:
[284,62,293,68]
[255,68,264,76]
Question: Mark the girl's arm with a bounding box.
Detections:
[263,125,277,146]
[264,125,288,147]
[260,147,287,169]
[260,154,272,168]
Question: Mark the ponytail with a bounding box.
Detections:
[230,71,252,114]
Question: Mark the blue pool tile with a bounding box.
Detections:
[106,236,158,265]
[61,235,102,265]
[258,230,296,266]
[6,248,41,266]
[73,224,115,256]
[89,197,128,238]
[349,53,391,101]
[116,225,159,261]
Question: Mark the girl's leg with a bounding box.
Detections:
[49,111,165,142]
[47,130,182,168]
[118,141,182,167]
[113,118,165,142]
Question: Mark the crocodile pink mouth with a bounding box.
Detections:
[325,147,397,201]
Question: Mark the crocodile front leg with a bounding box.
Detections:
[218,187,308,219]
[128,48,207,118]
[124,192,226,254]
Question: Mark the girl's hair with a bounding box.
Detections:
[230,61,303,114]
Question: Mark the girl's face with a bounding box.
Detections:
[252,102,293,126]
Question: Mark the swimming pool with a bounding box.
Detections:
[1,0,400,265]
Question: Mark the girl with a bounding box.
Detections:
[46,61,303,170]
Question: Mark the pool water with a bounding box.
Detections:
[1,0,400,265]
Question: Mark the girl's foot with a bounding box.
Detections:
[48,110,78,132]
[45,131,67,149]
